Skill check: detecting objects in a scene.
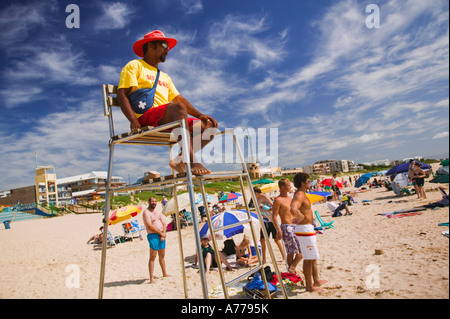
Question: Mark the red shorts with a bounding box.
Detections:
[138,103,198,129]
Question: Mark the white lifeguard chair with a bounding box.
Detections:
[98,84,288,299]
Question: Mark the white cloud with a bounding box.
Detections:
[0,1,56,49]
[181,0,203,15]
[433,131,449,139]
[94,2,134,30]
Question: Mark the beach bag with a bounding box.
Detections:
[222,238,236,256]
[244,272,277,299]
[128,69,160,114]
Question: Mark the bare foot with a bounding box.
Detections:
[306,285,324,293]
[288,265,297,274]
[169,159,186,174]
[314,279,328,287]
[191,163,211,176]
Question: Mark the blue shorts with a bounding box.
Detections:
[147,233,166,251]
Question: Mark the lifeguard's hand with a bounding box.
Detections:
[199,114,218,128]
[130,120,141,131]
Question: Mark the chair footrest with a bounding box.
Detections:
[143,173,187,184]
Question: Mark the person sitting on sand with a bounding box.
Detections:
[326,196,353,217]
[194,236,235,273]
[87,227,103,244]
[117,30,218,176]
[236,235,258,266]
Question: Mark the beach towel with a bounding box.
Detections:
[208,282,246,298]
[387,212,422,218]
[269,272,302,286]
[438,222,449,226]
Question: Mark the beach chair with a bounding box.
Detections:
[314,211,334,229]
[99,84,288,300]
[130,220,145,239]
[106,230,119,247]
[122,220,144,240]
[180,210,193,227]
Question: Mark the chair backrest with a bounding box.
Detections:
[130,220,140,230]
[102,84,120,138]
[122,222,132,233]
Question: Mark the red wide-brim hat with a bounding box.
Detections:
[132,30,177,57]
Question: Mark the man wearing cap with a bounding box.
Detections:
[117,30,218,176]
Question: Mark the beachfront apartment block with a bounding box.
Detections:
[0,171,126,207]
[56,171,126,204]
[302,159,362,175]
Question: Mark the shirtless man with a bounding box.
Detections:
[142,197,169,283]
[272,178,302,274]
[253,186,285,264]
[291,173,327,292]
[117,30,218,176]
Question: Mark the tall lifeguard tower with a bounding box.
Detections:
[35,166,59,206]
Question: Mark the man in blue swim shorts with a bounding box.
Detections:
[142,197,170,283]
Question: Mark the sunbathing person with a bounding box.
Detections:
[236,235,258,266]
[87,227,103,244]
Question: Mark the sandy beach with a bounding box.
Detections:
[0,176,448,299]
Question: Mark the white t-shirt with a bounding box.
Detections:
[326,201,339,212]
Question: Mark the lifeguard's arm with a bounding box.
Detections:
[290,192,306,224]
[117,87,141,130]
[173,94,218,127]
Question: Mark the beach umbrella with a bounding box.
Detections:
[355,173,374,188]
[195,193,215,206]
[430,164,449,184]
[109,205,143,225]
[162,193,199,216]
[252,178,275,185]
[306,192,332,204]
[321,179,343,188]
[440,158,449,166]
[386,162,431,176]
[199,210,259,239]
[260,183,279,194]
[394,173,409,188]
[218,192,242,203]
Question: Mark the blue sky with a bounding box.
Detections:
[0,0,448,190]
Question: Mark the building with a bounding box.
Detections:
[56,171,126,204]
[247,162,261,179]
[280,168,303,176]
[0,186,36,206]
[35,166,58,206]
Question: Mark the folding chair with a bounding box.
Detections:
[314,211,335,229]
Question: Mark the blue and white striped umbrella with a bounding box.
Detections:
[199,210,259,239]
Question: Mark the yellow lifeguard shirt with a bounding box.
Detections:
[118,59,180,118]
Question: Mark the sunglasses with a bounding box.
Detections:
[159,41,169,50]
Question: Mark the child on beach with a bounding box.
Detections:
[236,235,258,266]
